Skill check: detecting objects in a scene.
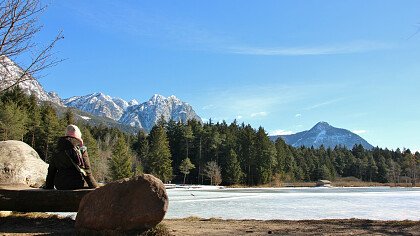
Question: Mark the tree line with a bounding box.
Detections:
[1,88,419,186]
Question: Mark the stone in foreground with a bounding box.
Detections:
[75,174,168,231]
[0,140,48,187]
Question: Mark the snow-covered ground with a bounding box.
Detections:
[166,187,420,220]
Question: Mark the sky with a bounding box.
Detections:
[35,0,420,151]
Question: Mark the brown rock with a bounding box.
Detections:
[75,174,168,231]
[0,140,48,187]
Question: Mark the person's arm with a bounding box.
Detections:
[80,147,99,188]
[45,158,56,189]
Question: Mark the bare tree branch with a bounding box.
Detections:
[0,0,63,93]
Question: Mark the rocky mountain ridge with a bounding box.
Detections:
[0,57,63,105]
[64,93,202,131]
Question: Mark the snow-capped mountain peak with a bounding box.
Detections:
[271,122,373,149]
[119,94,202,131]
[63,92,129,121]
[128,99,139,106]
[149,94,166,104]
[63,92,202,132]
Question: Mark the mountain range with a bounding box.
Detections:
[1,57,373,148]
[270,121,373,149]
[0,59,201,132]
[63,93,202,132]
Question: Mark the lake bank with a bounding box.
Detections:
[227,180,420,188]
[1,213,419,235]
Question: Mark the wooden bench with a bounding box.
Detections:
[0,185,94,212]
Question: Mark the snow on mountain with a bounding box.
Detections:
[63,93,201,131]
[0,56,63,105]
[63,92,129,121]
[271,121,373,149]
[128,99,139,106]
[119,94,202,131]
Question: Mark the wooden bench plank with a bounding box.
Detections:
[0,185,94,212]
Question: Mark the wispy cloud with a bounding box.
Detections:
[195,83,345,125]
[269,129,295,136]
[305,98,344,110]
[352,130,367,134]
[236,115,243,120]
[250,112,268,118]
[66,3,393,57]
[228,41,393,56]
[295,113,302,118]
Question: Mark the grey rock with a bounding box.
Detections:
[0,140,48,187]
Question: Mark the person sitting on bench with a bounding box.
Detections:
[45,124,98,190]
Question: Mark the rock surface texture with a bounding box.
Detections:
[75,174,169,231]
[0,140,48,187]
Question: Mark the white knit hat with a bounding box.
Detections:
[65,124,83,145]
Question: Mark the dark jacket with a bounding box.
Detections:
[45,136,98,190]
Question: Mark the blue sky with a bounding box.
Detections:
[37,0,420,151]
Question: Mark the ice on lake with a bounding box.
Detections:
[166,187,420,220]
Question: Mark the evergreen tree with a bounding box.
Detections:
[134,130,149,175]
[366,154,378,181]
[109,135,133,180]
[0,101,28,140]
[62,108,76,125]
[39,103,61,161]
[24,94,41,147]
[238,124,256,185]
[166,120,183,179]
[376,155,389,183]
[190,120,205,184]
[183,124,194,160]
[254,127,277,184]
[224,149,243,185]
[147,124,173,183]
[320,164,332,180]
[0,87,30,107]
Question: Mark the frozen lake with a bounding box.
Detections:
[166,187,420,220]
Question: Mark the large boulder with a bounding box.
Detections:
[0,140,48,187]
[75,174,168,231]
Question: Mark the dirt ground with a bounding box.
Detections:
[163,218,420,236]
[1,213,419,235]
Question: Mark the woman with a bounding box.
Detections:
[45,124,98,190]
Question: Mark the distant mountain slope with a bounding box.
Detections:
[270,122,373,149]
[119,94,202,131]
[63,92,131,121]
[0,57,63,105]
[63,93,202,132]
